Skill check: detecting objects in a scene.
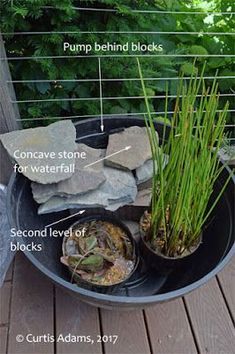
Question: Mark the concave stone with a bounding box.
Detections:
[0,120,77,184]
[31,144,106,203]
[105,126,158,171]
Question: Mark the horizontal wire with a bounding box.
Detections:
[2,54,235,61]
[2,31,235,35]
[7,76,235,84]
[11,93,235,104]
[18,110,235,122]
[42,6,235,15]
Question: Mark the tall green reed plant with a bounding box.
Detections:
[137,58,231,257]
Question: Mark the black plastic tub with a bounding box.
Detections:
[7,116,235,309]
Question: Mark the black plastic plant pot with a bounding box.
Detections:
[139,228,202,276]
[62,214,139,295]
[6,116,235,309]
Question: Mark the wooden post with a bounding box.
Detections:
[0,33,21,184]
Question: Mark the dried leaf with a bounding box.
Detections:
[60,256,69,266]
[77,237,86,254]
[85,235,98,251]
[80,254,104,272]
[123,239,133,259]
[93,247,116,263]
[105,234,116,251]
[68,255,83,268]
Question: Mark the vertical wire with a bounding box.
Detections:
[98,57,104,131]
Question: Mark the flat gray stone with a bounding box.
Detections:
[0,121,77,184]
[105,126,158,171]
[131,188,152,207]
[0,185,15,286]
[137,179,152,191]
[135,153,169,184]
[38,166,137,214]
[218,147,235,166]
[31,144,106,203]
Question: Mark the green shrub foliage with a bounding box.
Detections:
[1,0,234,127]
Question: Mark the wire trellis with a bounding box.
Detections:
[2,54,235,61]
[7,76,235,84]
[6,55,235,130]
[18,111,235,123]
[2,4,234,134]
[2,31,235,35]
[42,6,235,16]
[11,93,235,104]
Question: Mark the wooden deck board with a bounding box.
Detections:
[0,282,11,325]
[4,263,14,282]
[0,326,8,354]
[7,253,54,354]
[2,253,234,354]
[184,277,235,354]
[100,309,150,354]
[55,287,102,354]
[217,258,235,323]
[145,299,197,354]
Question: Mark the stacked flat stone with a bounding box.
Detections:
[1,123,166,214]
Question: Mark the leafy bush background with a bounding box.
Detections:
[1,0,234,128]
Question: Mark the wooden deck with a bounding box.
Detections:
[0,252,234,354]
